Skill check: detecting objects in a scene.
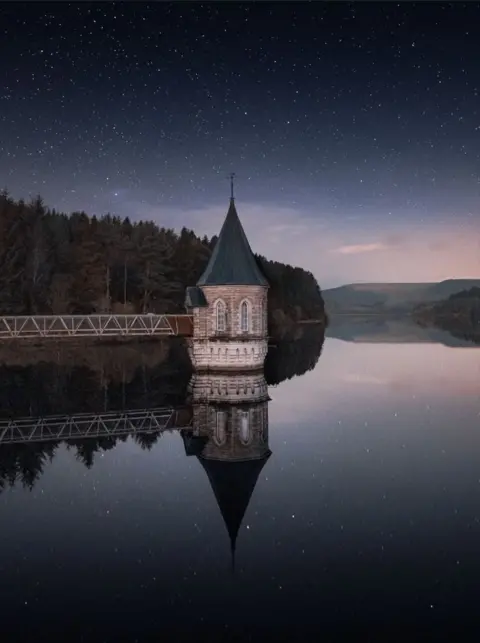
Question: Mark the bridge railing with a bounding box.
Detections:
[0,407,193,445]
[0,314,193,339]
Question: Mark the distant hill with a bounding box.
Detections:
[322,280,480,315]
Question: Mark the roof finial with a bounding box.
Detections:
[228,172,235,201]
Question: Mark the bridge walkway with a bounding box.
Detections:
[0,314,193,340]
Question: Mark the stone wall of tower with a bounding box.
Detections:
[186,338,267,370]
[188,284,269,370]
[193,285,268,340]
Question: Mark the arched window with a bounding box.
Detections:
[240,300,249,332]
[239,410,251,445]
[214,411,227,446]
[216,300,226,332]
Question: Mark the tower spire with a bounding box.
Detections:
[195,175,268,287]
[231,539,236,575]
[228,172,235,201]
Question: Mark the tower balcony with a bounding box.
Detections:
[186,338,268,371]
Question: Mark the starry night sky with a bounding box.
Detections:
[1,1,479,288]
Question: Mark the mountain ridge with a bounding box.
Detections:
[323,279,480,314]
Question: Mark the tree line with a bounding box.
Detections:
[414,287,480,344]
[415,287,480,326]
[0,190,326,327]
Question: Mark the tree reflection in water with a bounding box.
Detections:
[0,326,324,492]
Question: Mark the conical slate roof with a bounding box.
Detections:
[198,453,271,566]
[197,199,268,287]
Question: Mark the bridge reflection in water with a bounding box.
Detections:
[0,407,192,445]
[0,407,193,445]
[0,370,271,567]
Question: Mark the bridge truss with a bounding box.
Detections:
[0,407,193,445]
[0,314,193,340]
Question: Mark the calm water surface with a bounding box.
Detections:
[1,327,480,640]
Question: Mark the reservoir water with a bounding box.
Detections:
[1,321,479,640]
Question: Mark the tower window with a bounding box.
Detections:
[240,300,249,332]
[216,300,226,332]
[239,410,251,445]
[214,411,227,446]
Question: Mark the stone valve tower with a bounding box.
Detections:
[185,177,269,371]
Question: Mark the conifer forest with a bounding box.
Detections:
[0,190,326,331]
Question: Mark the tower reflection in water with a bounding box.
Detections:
[182,370,271,569]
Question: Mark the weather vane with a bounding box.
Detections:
[227,172,236,200]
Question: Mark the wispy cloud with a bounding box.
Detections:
[333,242,389,255]
[342,373,388,385]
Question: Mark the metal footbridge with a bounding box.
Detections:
[0,314,193,340]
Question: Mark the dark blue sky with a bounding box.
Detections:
[1,2,479,287]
